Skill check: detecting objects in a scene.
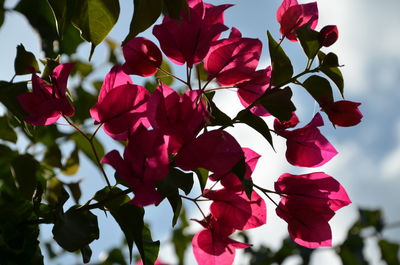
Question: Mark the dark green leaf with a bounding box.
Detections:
[15,0,58,57]
[0,0,4,28]
[321,66,344,97]
[44,144,63,168]
[62,146,80,176]
[296,25,321,59]
[207,97,233,127]
[71,0,120,59]
[71,61,94,77]
[358,208,384,232]
[167,168,194,195]
[236,109,274,149]
[259,87,296,121]
[80,245,92,264]
[140,225,160,265]
[47,0,68,36]
[163,0,188,19]
[66,182,82,203]
[144,81,158,94]
[14,44,40,75]
[194,168,208,191]
[232,157,252,199]
[267,31,293,87]
[302,75,334,106]
[71,134,105,168]
[0,81,28,119]
[0,115,17,143]
[52,206,99,252]
[124,0,163,43]
[378,240,400,265]
[72,86,98,123]
[196,62,208,81]
[167,196,182,227]
[46,177,70,206]
[59,23,84,55]
[11,154,39,200]
[338,233,368,265]
[319,51,340,67]
[93,186,130,210]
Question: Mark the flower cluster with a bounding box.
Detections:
[17,0,363,264]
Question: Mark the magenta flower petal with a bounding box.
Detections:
[175,130,244,175]
[204,189,266,230]
[51,62,75,94]
[122,37,162,77]
[319,25,339,47]
[99,65,132,102]
[323,100,363,127]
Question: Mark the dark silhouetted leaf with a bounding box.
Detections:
[194,168,208,191]
[0,116,17,143]
[163,0,188,19]
[168,196,182,227]
[71,134,104,168]
[0,81,28,119]
[318,51,340,67]
[62,147,80,176]
[47,0,67,36]
[66,182,82,203]
[302,75,334,106]
[80,245,92,264]
[267,31,293,87]
[44,144,63,168]
[236,109,274,149]
[296,25,320,59]
[52,206,99,252]
[124,0,163,43]
[208,97,233,127]
[259,87,296,121]
[11,154,39,200]
[72,0,120,59]
[321,66,344,97]
[378,240,400,265]
[232,157,253,199]
[196,62,208,82]
[14,44,40,75]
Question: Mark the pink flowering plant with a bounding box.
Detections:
[0,0,368,264]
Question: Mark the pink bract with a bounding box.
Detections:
[17,63,75,125]
[147,83,208,153]
[323,100,363,127]
[276,0,318,41]
[274,113,338,167]
[90,66,149,141]
[101,125,169,207]
[275,172,351,248]
[236,66,272,116]
[319,25,339,47]
[153,0,231,67]
[204,28,262,86]
[175,129,244,175]
[204,188,266,230]
[192,216,250,265]
[122,37,162,76]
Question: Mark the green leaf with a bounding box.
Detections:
[140,225,160,265]
[14,44,40,75]
[11,154,39,200]
[71,60,94,77]
[0,81,28,119]
[15,0,58,57]
[0,116,17,143]
[259,87,296,121]
[155,59,174,86]
[44,144,63,168]
[52,206,99,252]
[62,147,80,176]
[296,25,321,59]
[320,66,344,97]
[47,0,68,36]
[378,240,400,265]
[80,245,92,264]
[71,0,120,59]
[71,134,105,168]
[267,31,293,87]
[196,62,209,82]
[318,51,340,67]
[0,0,4,28]
[232,157,253,199]
[72,87,98,124]
[163,0,188,19]
[161,167,194,196]
[302,75,334,106]
[167,196,182,227]
[46,177,70,206]
[358,208,384,232]
[207,96,233,127]
[236,109,274,149]
[194,168,208,191]
[124,0,163,43]
[59,23,85,56]
[338,233,367,265]
[66,182,82,203]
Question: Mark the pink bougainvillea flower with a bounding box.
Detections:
[17,63,75,125]
[322,100,363,127]
[102,125,168,207]
[175,129,244,175]
[204,188,266,230]
[276,0,318,41]
[90,66,149,141]
[153,0,231,67]
[192,216,251,265]
[274,113,338,167]
[147,83,208,153]
[319,25,339,47]
[274,112,300,132]
[274,172,351,248]
[204,28,263,86]
[210,148,261,191]
[122,37,162,77]
[236,66,272,116]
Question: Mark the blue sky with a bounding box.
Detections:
[1,0,400,264]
